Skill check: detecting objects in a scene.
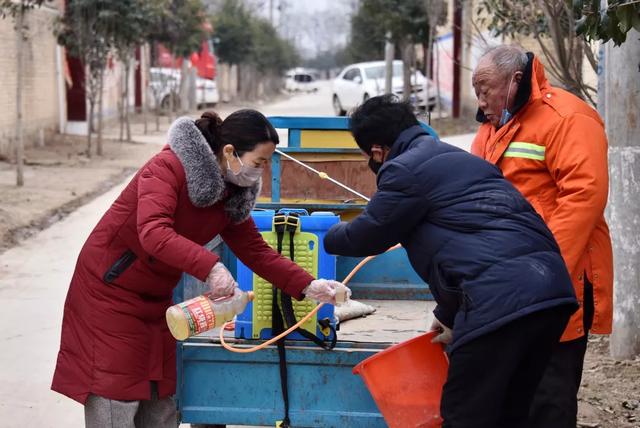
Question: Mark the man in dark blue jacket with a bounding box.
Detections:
[324,95,578,428]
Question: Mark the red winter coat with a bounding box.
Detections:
[51,117,314,404]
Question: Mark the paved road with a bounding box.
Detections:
[0,181,135,427]
[0,84,472,427]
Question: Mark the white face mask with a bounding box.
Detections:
[224,153,263,187]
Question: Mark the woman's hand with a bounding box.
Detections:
[206,262,237,298]
[303,279,352,305]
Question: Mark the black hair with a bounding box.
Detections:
[194,109,279,156]
[349,94,419,154]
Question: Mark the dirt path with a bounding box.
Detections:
[579,336,640,427]
[0,133,162,253]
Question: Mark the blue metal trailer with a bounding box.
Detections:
[174,117,437,427]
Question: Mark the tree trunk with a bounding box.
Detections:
[169,91,174,123]
[119,68,125,141]
[200,75,207,107]
[125,57,132,142]
[435,36,443,117]
[180,59,189,113]
[606,30,640,360]
[222,63,232,102]
[156,101,160,131]
[15,6,25,187]
[236,63,242,98]
[86,100,94,158]
[402,42,412,101]
[189,66,197,110]
[169,57,177,122]
[231,64,239,100]
[97,68,104,156]
[142,45,148,135]
[424,30,432,117]
[384,31,394,95]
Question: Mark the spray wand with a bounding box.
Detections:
[274,149,371,202]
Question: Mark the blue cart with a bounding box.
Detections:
[174,117,438,427]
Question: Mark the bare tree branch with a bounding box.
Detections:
[480,0,598,105]
[582,40,598,73]
[533,34,565,80]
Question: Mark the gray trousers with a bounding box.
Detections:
[84,383,177,428]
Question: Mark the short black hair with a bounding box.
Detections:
[349,94,419,154]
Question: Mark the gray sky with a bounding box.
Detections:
[248,0,357,58]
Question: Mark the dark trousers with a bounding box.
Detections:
[440,306,573,428]
[527,275,594,428]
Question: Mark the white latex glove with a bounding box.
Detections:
[303,279,352,305]
[430,316,453,345]
[206,262,237,298]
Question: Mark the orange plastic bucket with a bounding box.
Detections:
[353,331,449,428]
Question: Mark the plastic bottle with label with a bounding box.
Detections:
[166,288,254,341]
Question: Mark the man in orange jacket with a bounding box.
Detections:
[470,45,613,427]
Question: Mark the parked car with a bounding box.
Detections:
[331,60,436,116]
[284,69,320,93]
[195,76,219,108]
[148,67,219,111]
[148,67,179,110]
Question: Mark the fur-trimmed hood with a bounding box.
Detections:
[167,116,261,223]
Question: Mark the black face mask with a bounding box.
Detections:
[368,157,383,174]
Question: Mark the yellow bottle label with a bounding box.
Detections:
[178,295,216,336]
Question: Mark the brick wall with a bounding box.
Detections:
[0,5,62,158]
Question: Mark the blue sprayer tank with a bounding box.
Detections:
[235,209,339,341]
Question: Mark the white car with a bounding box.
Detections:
[195,76,219,108]
[148,67,219,110]
[284,71,319,93]
[148,67,179,110]
[332,60,436,116]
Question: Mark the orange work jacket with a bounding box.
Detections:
[471,57,613,342]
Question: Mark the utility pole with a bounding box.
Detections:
[384,31,394,94]
[269,0,273,25]
[452,0,462,118]
[606,30,640,360]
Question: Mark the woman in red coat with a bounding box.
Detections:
[51,110,346,427]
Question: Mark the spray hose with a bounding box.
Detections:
[219,244,402,353]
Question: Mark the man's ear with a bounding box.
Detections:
[370,145,385,162]
[514,70,524,84]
